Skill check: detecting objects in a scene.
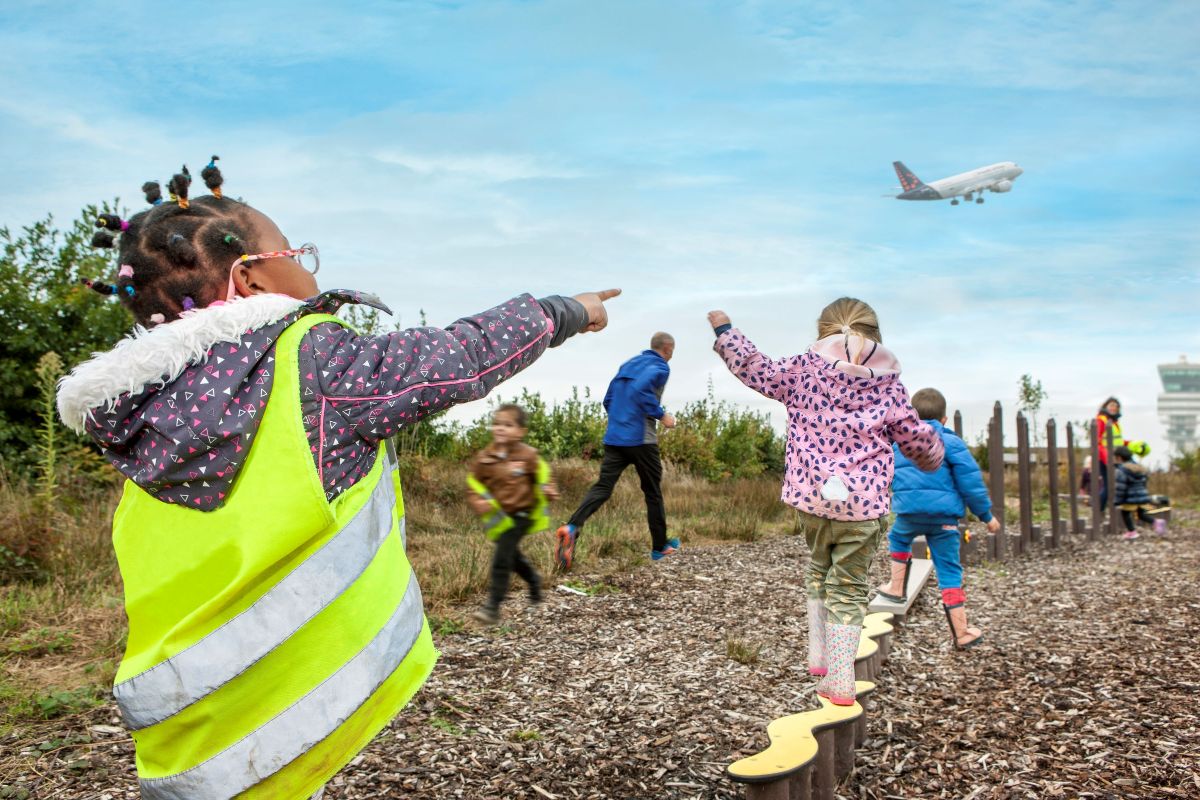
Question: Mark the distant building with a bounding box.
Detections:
[1158,355,1200,454]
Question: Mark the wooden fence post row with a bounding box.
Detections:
[966,407,1121,560]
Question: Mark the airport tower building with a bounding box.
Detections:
[1158,355,1200,455]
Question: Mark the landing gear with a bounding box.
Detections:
[975,196,984,204]
[951,199,960,206]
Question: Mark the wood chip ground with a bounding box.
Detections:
[5,512,1198,799]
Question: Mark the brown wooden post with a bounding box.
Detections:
[788,766,813,800]
[1106,424,1120,535]
[746,781,789,800]
[1047,419,1061,549]
[1066,422,1081,534]
[987,403,1006,560]
[811,728,836,800]
[1089,421,1101,540]
[952,409,974,560]
[1016,412,1033,554]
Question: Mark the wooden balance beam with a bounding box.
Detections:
[727,613,895,799]
[867,557,934,617]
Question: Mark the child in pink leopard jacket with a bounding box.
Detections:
[708,297,944,706]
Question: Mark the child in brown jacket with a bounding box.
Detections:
[467,404,559,623]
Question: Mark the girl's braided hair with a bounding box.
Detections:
[84,156,257,326]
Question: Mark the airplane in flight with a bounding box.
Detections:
[892,160,1024,205]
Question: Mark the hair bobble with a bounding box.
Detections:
[201,155,224,199]
[840,325,851,335]
[143,181,163,205]
[168,166,192,209]
[118,264,135,278]
[95,213,129,232]
[149,313,166,324]
[182,296,196,311]
[223,233,239,245]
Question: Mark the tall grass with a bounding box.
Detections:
[0,454,791,734]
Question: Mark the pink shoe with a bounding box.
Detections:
[1122,530,1139,541]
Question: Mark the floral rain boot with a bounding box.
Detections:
[816,622,861,706]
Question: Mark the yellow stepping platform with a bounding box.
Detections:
[726,683,872,783]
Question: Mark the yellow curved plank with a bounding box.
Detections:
[863,612,895,637]
[727,684,872,783]
[727,711,821,781]
[856,636,879,661]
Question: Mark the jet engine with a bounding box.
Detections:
[991,180,1013,193]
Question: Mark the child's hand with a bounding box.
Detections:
[573,288,622,333]
[661,412,677,429]
[986,518,1001,534]
[707,310,731,330]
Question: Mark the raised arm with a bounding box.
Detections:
[708,311,793,402]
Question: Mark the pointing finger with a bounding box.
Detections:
[596,288,622,301]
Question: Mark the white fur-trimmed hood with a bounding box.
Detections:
[57,294,306,433]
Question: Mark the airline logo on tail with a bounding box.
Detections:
[893,161,925,192]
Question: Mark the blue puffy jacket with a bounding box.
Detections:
[892,420,993,525]
[602,350,669,446]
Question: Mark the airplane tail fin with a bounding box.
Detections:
[892,161,927,192]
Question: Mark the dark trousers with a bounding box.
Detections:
[1120,507,1151,531]
[488,513,540,610]
[1098,466,1108,511]
[568,444,668,551]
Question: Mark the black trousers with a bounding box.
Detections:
[488,513,540,610]
[1120,507,1151,530]
[568,444,668,551]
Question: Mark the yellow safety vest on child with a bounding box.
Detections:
[110,314,437,799]
[466,458,552,540]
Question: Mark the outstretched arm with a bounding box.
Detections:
[708,310,793,402]
[306,289,620,445]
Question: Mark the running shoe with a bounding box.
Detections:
[554,524,577,571]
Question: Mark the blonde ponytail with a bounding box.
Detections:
[816,297,882,343]
[816,297,882,366]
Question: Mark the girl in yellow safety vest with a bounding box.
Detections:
[57,158,620,800]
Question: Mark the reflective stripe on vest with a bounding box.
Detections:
[114,473,401,730]
[139,574,425,800]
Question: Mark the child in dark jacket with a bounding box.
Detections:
[1113,445,1155,541]
[56,159,619,799]
[875,388,999,650]
[467,404,559,623]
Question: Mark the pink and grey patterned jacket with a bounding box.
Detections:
[57,290,587,511]
[714,329,944,521]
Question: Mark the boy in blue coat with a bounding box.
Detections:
[875,388,1000,649]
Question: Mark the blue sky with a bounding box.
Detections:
[3,1,1197,459]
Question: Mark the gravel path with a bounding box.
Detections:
[9,512,1199,799]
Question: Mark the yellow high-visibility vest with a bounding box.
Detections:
[466,457,551,540]
[110,313,437,799]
